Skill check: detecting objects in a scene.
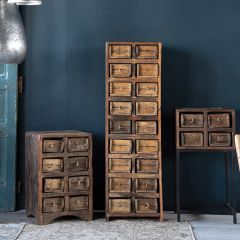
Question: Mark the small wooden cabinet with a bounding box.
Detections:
[25,131,93,225]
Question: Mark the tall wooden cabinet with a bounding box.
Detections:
[105,42,163,221]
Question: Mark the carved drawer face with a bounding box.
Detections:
[43,139,64,153]
[136,83,158,97]
[110,102,132,115]
[109,45,132,59]
[44,178,64,193]
[136,121,157,135]
[136,179,158,193]
[181,132,204,147]
[208,113,231,128]
[137,64,159,77]
[136,159,159,173]
[43,197,64,213]
[136,140,159,154]
[109,178,131,193]
[135,199,158,213]
[110,64,132,78]
[180,113,204,128]
[110,82,132,96]
[110,120,131,134]
[43,158,63,173]
[109,199,131,213]
[109,139,132,153]
[136,45,158,59]
[136,102,158,116]
[209,133,232,147]
[69,196,89,210]
[68,157,88,172]
[109,158,131,173]
[68,137,89,152]
[69,176,89,192]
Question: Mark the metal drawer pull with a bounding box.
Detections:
[217,136,225,142]
[48,143,54,148]
[145,203,150,208]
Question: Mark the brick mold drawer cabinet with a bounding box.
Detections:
[105,42,163,222]
[25,131,93,225]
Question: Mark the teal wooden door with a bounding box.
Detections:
[0,64,17,212]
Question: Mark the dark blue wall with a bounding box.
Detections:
[17,0,240,211]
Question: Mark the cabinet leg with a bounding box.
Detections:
[232,152,237,224]
[176,151,181,222]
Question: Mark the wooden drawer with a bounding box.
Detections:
[109,158,131,173]
[69,176,90,192]
[68,137,89,152]
[110,120,131,134]
[136,179,158,193]
[69,196,89,210]
[136,140,159,154]
[109,199,131,213]
[208,133,231,147]
[110,64,132,78]
[43,197,64,213]
[43,158,63,173]
[109,178,131,193]
[136,83,158,97]
[68,157,88,172]
[110,102,132,115]
[181,132,204,147]
[44,178,64,193]
[110,82,132,96]
[180,113,204,128]
[109,139,132,153]
[136,159,159,173]
[109,45,132,59]
[136,45,158,59]
[208,113,231,128]
[43,139,64,153]
[137,64,159,77]
[136,102,158,116]
[136,121,157,135]
[135,199,158,213]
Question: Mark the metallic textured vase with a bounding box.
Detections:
[0,0,27,63]
[8,0,42,5]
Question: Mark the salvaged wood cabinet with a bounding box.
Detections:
[105,42,163,221]
[25,131,93,225]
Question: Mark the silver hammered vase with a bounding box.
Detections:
[0,0,27,63]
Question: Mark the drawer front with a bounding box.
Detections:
[43,158,63,173]
[109,139,132,153]
[68,157,88,172]
[136,121,157,135]
[44,178,64,193]
[135,199,158,213]
[68,137,89,152]
[137,64,159,77]
[136,45,158,59]
[110,82,132,96]
[180,113,204,128]
[136,140,159,154]
[43,197,64,213]
[69,176,90,192]
[136,159,159,173]
[109,178,131,193]
[43,139,64,153]
[208,113,231,128]
[109,45,132,59]
[109,158,131,173]
[181,132,204,147]
[69,196,89,210]
[136,102,158,116]
[109,199,131,213]
[209,133,231,147]
[110,120,131,134]
[110,64,132,78]
[136,83,158,97]
[110,102,132,115]
[136,179,158,193]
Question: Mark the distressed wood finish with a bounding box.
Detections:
[25,131,93,225]
[106,42,163,221]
